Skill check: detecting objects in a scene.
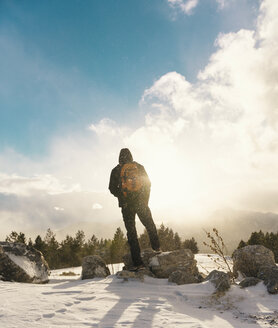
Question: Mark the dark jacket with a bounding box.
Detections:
[109,148,151,207]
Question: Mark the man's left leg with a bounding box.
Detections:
[137,205,160,251]
[122,206,144,267]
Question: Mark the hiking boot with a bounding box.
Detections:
[129,264,145,272]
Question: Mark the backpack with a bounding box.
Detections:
[120,162,143,197]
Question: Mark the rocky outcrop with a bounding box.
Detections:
[233,245,278,294]
[121,249,201,284]
[0,242,49,283]
[81,255,110,280]
[205,270,231,293]
[233,245,275,278]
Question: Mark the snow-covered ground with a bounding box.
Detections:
[1,254,278,327]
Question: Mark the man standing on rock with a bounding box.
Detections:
[109,148,161,270]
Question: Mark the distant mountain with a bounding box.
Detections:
[169,209,278,254]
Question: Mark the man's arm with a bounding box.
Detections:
[109,166,120,198]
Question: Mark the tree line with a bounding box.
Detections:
[5,224,199,270]
[237,230,278,261]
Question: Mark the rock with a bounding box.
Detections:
[81,255,110,280]
[116,267,154,282]
[258,266,278,294]
[122,253,133,270]
[123,249,200,282]
[205,270,231,292]
[168,269,202,285]
[239,277,261,288]
[0,242,49,283]
[232,245,276,278]
[122,249,157,270]
[149,249,199,279]
[232,245,278,294]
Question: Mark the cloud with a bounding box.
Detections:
[54,206,64,211]
[168,0,199,15]
[167,0,228,14]
[0,173,81,196]
[215,0,227,9]
[1,0,278,238]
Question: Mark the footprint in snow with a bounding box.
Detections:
[56,308,67,313]
[43,313,55,318]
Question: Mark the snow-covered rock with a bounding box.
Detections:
[81,255,110,280]
[0,242,49,283]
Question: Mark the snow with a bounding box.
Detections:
[1,254,278,327]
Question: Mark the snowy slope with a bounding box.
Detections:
[1,254,277,327]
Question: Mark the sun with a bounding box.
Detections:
[146,153,201,213]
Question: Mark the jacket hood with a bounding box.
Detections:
[119,148,133,164]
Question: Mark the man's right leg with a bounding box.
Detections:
[137,205,161,251]
[122,206,144,267]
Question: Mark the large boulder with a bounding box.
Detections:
[81,255,110,280]
[233,245,278,294]
[149,249,199,279]
[233,245,276,278]
[0,242,49,283]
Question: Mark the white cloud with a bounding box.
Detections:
[215,0,227,9]
[167,0,229,14]
[168,0,199,15]
[0,173,81,197]
[89,118,129,137]
[54,206,64,211]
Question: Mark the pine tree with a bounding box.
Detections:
[110,227,128,264]
[138,229,151,249]
[84,234,99,256]
[34,235,46,254]
[183,237,199,254]
[44,228,59,269]
[6,231,26,244]
[237,240,247,249]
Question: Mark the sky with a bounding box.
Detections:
[1,0,278,240]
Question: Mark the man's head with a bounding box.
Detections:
[119,148,133,164]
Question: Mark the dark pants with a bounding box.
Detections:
[122,204,160,266]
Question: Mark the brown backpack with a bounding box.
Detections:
[120,162,143,197]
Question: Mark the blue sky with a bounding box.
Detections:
[0,0,259,157]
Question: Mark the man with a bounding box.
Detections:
[109,148,160,270]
